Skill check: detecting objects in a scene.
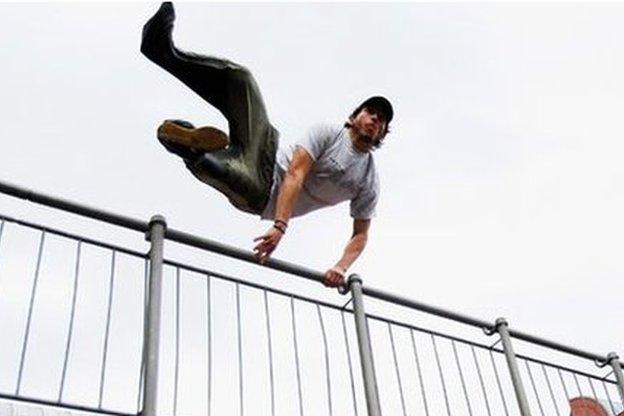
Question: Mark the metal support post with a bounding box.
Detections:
[495,317,532,416]
[142,215,167,416]
[349,275,382,416]
[607,352,624,405]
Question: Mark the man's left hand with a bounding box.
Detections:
[324,266,346,288]
[253,226,284,264]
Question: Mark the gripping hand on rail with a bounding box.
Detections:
[253,225,284,264]
[324,266,346,288]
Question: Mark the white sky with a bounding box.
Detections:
[0,1,623,401]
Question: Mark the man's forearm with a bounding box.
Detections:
[335,233,368,271]
[274,172,304,222]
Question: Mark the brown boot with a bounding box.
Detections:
[157,119,229,153]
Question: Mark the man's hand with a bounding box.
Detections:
[324,266,346,288]
[253,226,284,264]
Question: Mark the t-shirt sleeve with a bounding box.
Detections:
[296,124,336,161]
[350,171,380,219]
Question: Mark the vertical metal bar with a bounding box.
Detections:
[0,219,4,288]
[524,361,544,416]
[236,284,243,416]
[137,258,149,413]
[98,250,117,409]
[471,346,492,416]
[452,340,473,416]
[173,268,180,416]
[600,380,617,415]
[206,276,212,416]
[290,297,304,416]
[556,369,573,416]
[142,215,167,416]
[540,365,560,416]
[340,311,359,416]
[410,330,430,416]
[0,219,5,248]
[556,369,571,403]
[0,219,5,270]
[16,231,46,394]
[348,275,381,416]
[432,335,452,416]
[0,219,4,297]
[264,291,275,416]
[388,324,407,416]
[489,351,510,416]
[587,377,599,403]
[588,379,601,416]
[316,306,333,416]
[607,353,624,405]
[572,373,583,396]
[58,240,82,402]
[495,318,532,416]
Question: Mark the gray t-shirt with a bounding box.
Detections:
[261,124,379,220]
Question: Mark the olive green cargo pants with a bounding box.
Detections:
[141,2,278,214]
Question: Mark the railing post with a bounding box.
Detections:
[348,275,382,416]
[607,352,624,405]
[142,215,167,416]
[495,317,532,416]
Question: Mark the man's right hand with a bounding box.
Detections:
[324,266,346,288]
[253,226,284,264]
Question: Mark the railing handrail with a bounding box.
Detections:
[0,180,326,284]
[0,178,619,367]
[0,180,150,233]
[363,285,613,364]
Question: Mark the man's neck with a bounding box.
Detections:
[347,126,372,154]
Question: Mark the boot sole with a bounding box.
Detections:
[157,121,229,153]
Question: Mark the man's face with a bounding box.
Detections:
[350,106,388,152]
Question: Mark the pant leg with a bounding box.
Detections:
[141,3,278,214]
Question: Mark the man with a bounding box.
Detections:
[141,3,393,287]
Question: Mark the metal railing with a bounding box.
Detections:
[0,213,147,416]
[0,178,622,416]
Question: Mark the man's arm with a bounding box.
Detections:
[253,147,313,263]
[324,218,371,287]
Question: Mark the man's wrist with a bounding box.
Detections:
[273,218,288,234]
[272,223,287,234]
[333,265,347,274]
[274,218,289,228]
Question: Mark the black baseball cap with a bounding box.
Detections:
[354,96,394,123]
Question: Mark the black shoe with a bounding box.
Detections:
[140,2,176,59]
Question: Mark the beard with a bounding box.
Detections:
[346,120,381,150]
[355,134,378,151]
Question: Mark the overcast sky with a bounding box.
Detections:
[0,1,623,393]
